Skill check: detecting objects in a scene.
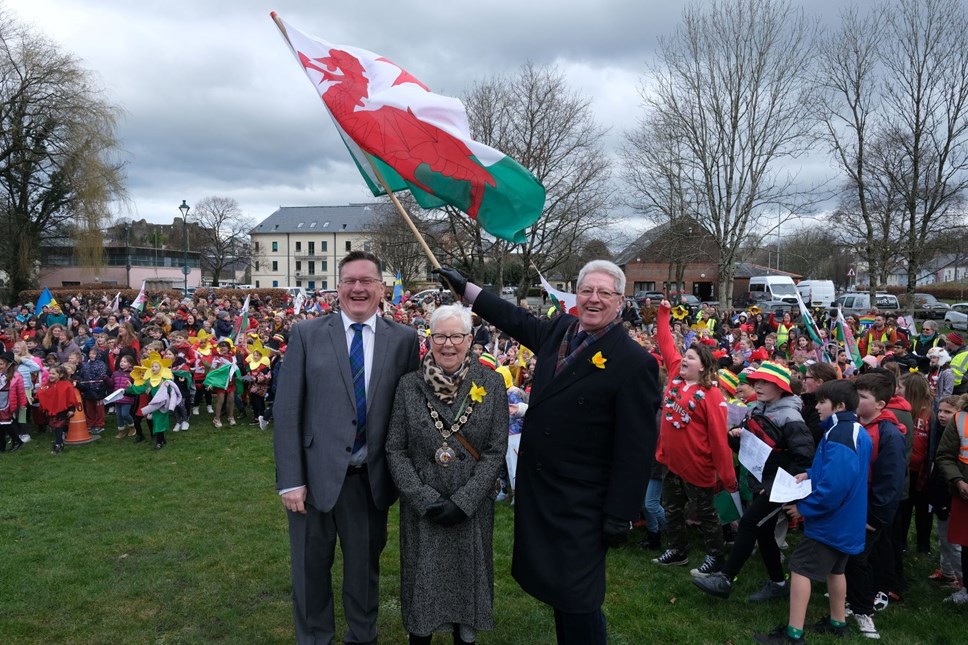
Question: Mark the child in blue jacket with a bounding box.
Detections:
[754,379,872,644]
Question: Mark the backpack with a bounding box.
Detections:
[743,412,782,450]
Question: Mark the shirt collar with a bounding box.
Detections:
[340,311,377,334]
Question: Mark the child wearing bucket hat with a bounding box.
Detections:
[694,361,816,603]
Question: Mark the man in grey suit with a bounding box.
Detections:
[275,250,420,645]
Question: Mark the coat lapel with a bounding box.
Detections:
[367,317,391,413]
[531,325,624,405]
[326,315,356,407]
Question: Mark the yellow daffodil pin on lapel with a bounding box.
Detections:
[591,351,607,369]
[470,382,487,403]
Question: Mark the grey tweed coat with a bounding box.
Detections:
[386,361,509,635]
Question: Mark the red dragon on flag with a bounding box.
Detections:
[272,12,545,244]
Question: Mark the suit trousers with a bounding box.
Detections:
[287,471,388,645]
[553,607,606,645]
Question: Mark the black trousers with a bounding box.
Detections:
[722,492,785,582]
[845,526,884,616]
[553,607,606,645]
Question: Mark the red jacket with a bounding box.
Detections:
[654,304,737,490]
[0,372,27,423]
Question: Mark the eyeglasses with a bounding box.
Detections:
[430,333,469,345]
[577,287,620,299]
[339,277,382,287]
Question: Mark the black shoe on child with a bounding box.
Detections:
[692,571,733,598]
[652,548,688,566]
[749,579,790,603]
[690,554,723,577]
[753,625,805,644]
[810,615,849,637]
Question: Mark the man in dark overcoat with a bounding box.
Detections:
[436,260,660,645]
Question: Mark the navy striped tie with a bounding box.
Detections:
[350,323,367,452]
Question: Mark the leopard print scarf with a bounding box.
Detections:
[421,350,472,405]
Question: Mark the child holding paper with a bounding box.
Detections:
[693,362,815,602]
[753,379,871,644]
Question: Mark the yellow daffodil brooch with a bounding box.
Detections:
[470,382,487,403]
[591,351,607,369]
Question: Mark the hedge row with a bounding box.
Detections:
[881,283,968,302]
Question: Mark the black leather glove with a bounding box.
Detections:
[432,265,468,296]
[425,499,468,527]
[603,514,632,548]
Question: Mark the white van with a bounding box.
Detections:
[747,275,800,309]
[796,280,836,308]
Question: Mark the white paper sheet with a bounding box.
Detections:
[726,402,748,427]
[738,429,773,482]
[103,388,126,404]
[769,467,812,503]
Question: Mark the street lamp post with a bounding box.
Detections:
[179,200,191,296]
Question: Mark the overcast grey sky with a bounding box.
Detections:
[9,0,851,234]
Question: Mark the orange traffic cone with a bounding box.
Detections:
[65,387,100,445]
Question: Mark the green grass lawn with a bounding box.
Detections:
[1,419,964,644]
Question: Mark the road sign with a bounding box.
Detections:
[182,265,191,275]
[847,268,856,277]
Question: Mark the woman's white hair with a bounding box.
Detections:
[429,304,473,333]
[577,260,626,294]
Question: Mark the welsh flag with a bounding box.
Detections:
[204,362,242,391]
[272,13,545,244]
[794,292,826,359]
[232,295,251,345]
[537,271,577,316]
[131,282,147,312]
[109,292,121,313]
[835,308,864,369]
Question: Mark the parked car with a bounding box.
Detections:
[411,288,454,304]
[902,293,950,319]
[634,290,666,306]
[945,302,968,331]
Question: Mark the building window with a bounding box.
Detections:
[321,241,328,252]
[296,280,302,287]
[295,261,302,271]
[321,260,328,272]
[272,280,278,288]
[295,241,301,252]
[363,241,371,252]
[322,280,328,290]
[308,241,315,255]
[308,261,315,275]
[308,281,316,290]
[272,241,278,252]
[255,280,260,288]
[255,261,260,271]
[254,241,260,251]
[272,260,278,271]
[345,241,352,252]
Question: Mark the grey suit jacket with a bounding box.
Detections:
[273,313,420,512]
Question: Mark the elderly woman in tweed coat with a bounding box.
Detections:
[387,304,509,645]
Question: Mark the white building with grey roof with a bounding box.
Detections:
[249,204,385,291]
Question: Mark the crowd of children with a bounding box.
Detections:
[4,287,968,641]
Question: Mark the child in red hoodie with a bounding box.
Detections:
[843,370,906,640]
[652,300,737,575]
